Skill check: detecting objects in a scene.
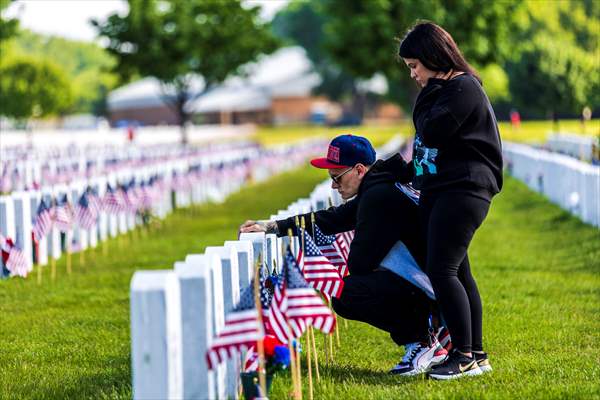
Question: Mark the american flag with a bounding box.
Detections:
[86,187,102,216]
[53,194,74,232]
[297,228,344,299]
[313,224,348,278]
[206,279,271,370]
[0,234,29,277]
[32,199,53,242]
[122,180,140,214]
[103,184,124,215]
[268,248,336,344]
[335,230,355,262]
[76,192,97,230]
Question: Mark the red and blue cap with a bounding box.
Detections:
[310,134,376,169]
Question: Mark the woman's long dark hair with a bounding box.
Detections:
[399,21,481,83]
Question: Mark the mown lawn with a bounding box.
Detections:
[253,119,599,147]
[1,168,599,399]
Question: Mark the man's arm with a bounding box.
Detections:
[239,197,358,237]
[275,197,358,236]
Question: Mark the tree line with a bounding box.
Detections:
[1,0,597,126]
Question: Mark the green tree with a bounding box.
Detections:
[272,1,357,102]
[93,0,278,141]
[0,0,18,41]
[320,0,522,110]
[0,57,73,121]
[505,0,600,118]
[9,30,118,116]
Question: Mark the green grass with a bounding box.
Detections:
[1,168,599,399]
[251,119,599,147]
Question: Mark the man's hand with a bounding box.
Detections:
[239,220,277,234]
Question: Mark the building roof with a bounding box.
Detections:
[107,46,320,113]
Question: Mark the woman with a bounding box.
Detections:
[383,22,503,380]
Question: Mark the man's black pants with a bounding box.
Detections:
[332,270,432,346]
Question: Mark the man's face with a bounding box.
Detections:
[329,164,364,200]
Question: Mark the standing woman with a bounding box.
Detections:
[384,22,503,379]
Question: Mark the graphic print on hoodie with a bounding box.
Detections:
[413,134,438,178]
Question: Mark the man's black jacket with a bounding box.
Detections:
[276,165,424,276]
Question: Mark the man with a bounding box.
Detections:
[240,134,447,375]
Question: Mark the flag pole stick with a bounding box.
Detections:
[80,248,85,267]
[66,237,72,275]
[309,327,320,381]
[37,262,42,285]
[51,257,56,281]
[253,255,267,397]
[306,324,314,400]
[301,216,315,395]
[335,320,341,348]
[288,228,302,400]
[295,219,306,397]
[287,323,300,400]
[312,213,330,365]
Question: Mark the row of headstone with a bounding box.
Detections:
[504,141,600,227]
[129,176,339,399]
[0,138,333,278]
[546,133,597,162]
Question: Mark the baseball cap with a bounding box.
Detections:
[310,134,376,169]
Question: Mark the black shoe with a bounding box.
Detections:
[427,349,483,380]
[473,351,492,373]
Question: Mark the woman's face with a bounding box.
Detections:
[402,58,438,87]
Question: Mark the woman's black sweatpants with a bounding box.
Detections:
[419,191,490,353]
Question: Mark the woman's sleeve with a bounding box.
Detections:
[416,80,478,148]
[371,154,414,183]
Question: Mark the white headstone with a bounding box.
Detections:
[42,191,61,260]
[204,246,239,399]
[130,270,183,400]
[0,196,16,278]
[239,232,265,267]
[29,191,48,266]
[12,191,34,273]
[175,255,216,400]
[265,234,278,274]
[201,248,227,400]
[224,240,254,287]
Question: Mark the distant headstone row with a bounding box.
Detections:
[0,139,329,278]
[504,141,600,227]
[546,133,598,163]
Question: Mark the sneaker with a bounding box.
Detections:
[435,326,453,352]
[427,349,483,380]
[390,338,448,376]
[473,351,492,373]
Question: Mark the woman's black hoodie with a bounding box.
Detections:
[384,74,503,200]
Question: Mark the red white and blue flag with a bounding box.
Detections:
[76,192,97,230]
[268,248,336,344]
[0,234,29,277]
[313,224,348,278]
[32,199,53,242]
[335,230,354,262]
[53,194,74,232]
[103,184,124,215]
[296,228,344,299]
[206,277,272,369]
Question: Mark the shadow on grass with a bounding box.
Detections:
[322,363,424,387]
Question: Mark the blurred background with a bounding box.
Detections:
[0,0,598,141]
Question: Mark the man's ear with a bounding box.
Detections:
[356,163,368,177]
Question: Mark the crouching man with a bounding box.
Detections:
[240,134,448,375]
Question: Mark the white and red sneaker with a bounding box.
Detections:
[390,337,448,376]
